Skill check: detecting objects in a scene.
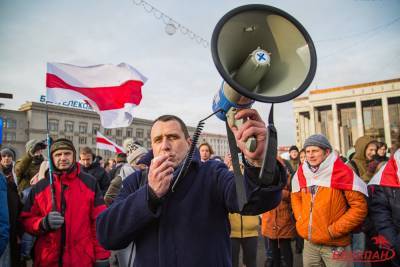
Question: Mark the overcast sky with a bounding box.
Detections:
[0,0,399,145]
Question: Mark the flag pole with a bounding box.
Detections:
[45,89,57,211]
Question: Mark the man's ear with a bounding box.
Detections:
[187,138,192,147]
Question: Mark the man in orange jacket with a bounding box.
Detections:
[291,134,368,267]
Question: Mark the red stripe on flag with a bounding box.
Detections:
[380,157,400,187]
[46,73,143,111]
[331,158,354,190]
[96,137,123,154]
[297,165,307,189]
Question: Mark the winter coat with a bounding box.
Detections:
[96,151,286,267]
[80,161,110,196]
[0,174,9,256]
[1,163,22,266]
[104,163,136,206]
[15,153,42,193]
[262,181,296,240]
[229,213,259,238]
[350,135,377,182]
[368,150,400,259]
[20,164,110,267]
[291,186,367,247]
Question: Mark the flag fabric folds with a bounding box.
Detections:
[96,132,125,154]
[46,62,147,128]
[291,152,368,196]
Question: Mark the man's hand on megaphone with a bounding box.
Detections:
[229,108,266,167]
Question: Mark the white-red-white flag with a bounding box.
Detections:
[369,149,400,188]
[46,62,147,128]
[291,152,368,196]
[96,131,125,154]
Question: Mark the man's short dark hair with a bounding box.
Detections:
[152,115,190,139]
[80,146,94,158]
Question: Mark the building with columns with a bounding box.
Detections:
[1,101,229,159]
[293,78,400,154]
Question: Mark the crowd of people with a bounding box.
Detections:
[0,108,400,267]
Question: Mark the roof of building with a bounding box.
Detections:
[310,77,400,95]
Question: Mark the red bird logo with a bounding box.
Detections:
[371,235,392,250]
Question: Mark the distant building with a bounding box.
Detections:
[199,132,229,158]
[1,101,228,159]
[293,78,400,154]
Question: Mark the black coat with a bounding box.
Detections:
[1,164,22,267]
[80,162,110,196]
[369,184,400,264]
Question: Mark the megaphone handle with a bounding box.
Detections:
[226,107,256,152]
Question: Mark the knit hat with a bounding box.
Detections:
[50,138,76,158]
[0,148,15,159]
[122,138,134,152]
[303,134,332,151]
[289,145,299,152]
[127,144,148,165]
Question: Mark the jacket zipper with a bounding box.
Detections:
[308,186,318,241]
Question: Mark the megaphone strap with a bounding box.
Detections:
[225,121,247,211]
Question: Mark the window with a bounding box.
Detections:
[92,124,100,135]
[92,137,96,145]
[65,121,74,133]
[147,130,151,139]
[49,119,58,132]
[388,96,400,146]
[126,129,132,138]
[105,129,112,135]
[338,103,357,152]
[362,99,384,141]
[314,106,334,144]
[79,123,88,134]
[4,119,16,129]
[79,136,87,144]
[65,135,73,142]
[116,129,122,137]
[136,128,144,138]
[4,132,16,141]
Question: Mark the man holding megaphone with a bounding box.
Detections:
[97,3,317,265]
[96,110,286,266]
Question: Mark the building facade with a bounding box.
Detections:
[199,132,229,158]
[293,78,400,154]
[0,101,229,159]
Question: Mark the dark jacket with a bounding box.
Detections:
[96,151,285,267]
[0,174,8,257]
[80,161,110,196]
[20,164,110,267]
[1,163,22,266]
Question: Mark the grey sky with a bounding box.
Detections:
[0,0,399,145]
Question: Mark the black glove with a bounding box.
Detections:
[41,211,64,232]
[94,259,110,267]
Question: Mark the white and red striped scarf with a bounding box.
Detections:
[291,152,368,196]
[368,149,400,188]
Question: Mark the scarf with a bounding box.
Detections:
[368,149,400,188]
[291,152,368,196]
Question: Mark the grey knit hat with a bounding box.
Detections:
[127,144,148,165]
[0,148,15,159]
[303,134,332,151]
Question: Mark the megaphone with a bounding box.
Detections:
[211,5,317,210]
[212,4,317,121]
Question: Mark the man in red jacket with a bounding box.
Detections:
[20,138,110,267]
